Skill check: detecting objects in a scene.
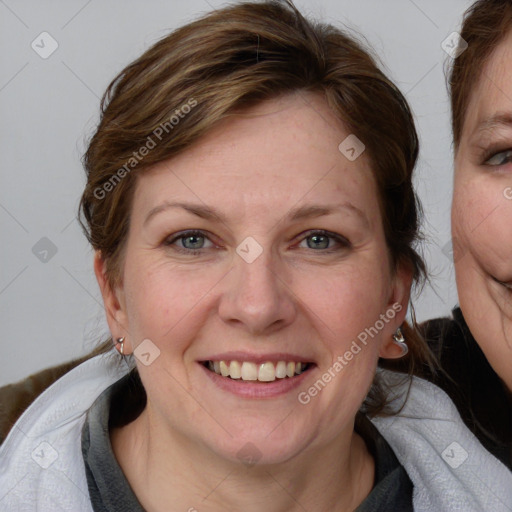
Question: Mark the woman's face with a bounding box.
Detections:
[97,92,409,465]
[452,31,512,391]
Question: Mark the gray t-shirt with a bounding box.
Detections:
[81,371,413,511]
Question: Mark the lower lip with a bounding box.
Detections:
[492,276,512,292]
[199,363,313,399]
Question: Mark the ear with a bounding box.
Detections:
[93,251,132,354]
[379,262,413,359]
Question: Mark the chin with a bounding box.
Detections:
[205,418,315,467]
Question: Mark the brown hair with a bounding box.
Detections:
[78,0,434,414]
[449,0,512,150]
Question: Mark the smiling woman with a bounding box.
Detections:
[451,3,512,392]
[420,0,512,471]
[0,1,511,511]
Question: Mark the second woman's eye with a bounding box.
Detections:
[484,149,512,167]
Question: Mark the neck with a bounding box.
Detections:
[111,406,374,512]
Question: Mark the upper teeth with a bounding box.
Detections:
[208,360,307,381]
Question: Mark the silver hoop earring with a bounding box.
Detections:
[115,337,125,356]
[392,327,409,357]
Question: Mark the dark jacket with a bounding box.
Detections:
[420,307,512,470]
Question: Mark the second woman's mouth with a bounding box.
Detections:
[491,275,512,291]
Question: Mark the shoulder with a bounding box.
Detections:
[0,343,114,446]
[420,307,495,376]
[419,307,468,361]
[370,369,512,512]
[420,308,512,468]
[0,359,84,445]
[419,308,486,422]
[0,352,129,511]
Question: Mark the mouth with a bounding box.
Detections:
[492,276,512,291]
[202,360,314,382]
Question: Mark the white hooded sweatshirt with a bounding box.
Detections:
[0,352,511,511]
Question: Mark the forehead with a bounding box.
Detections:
[132,92,378,224]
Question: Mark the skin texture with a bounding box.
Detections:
[95,91,410,512]
[452,31,512,392]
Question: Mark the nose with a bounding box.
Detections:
[217,247,297,336]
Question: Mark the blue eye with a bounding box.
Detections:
[164,230,214,255]
[484,149,512,166]
[298,230,351,251]
[164,229,351,256]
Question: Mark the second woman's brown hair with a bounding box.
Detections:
[449,0,512,149]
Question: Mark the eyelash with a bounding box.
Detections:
[482,147,512,167]
[163,229,351,256]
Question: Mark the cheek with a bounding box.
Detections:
[453,176,512,270]
[122,256,224,343]
[305,261,392,349]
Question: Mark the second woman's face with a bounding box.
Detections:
[102,92,408,465]
[452,32,512,390]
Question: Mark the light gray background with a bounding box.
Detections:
[0,0,473,385]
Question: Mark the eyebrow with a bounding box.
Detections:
[475,112,512,134]
[143,201,369,228]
